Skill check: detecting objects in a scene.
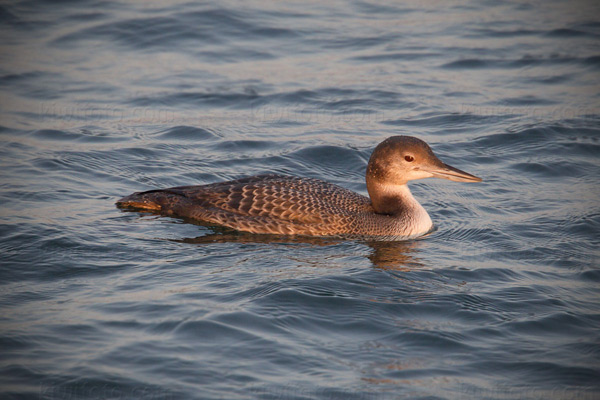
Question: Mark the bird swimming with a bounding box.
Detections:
[116,136,482,239]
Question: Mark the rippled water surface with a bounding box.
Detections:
[1,1,599,399]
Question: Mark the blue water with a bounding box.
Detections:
[1,1,599,399]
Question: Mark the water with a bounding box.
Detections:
[1,1,599,399]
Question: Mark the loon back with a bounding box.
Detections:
[117,174,388,236]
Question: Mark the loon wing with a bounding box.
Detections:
[117,174,372,235]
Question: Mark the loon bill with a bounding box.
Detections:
[117,136,482,238]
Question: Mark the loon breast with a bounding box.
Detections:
[116,136,481,239]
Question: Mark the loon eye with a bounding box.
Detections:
[404,155,414,162]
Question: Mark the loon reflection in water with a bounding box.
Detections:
[117,136,482,239]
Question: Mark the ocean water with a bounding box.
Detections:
[1,0,599,399]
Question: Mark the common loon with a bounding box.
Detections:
[116,136,482,239]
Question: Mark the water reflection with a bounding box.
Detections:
[364,239,425,270]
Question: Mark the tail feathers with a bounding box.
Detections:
[116,191,165,211]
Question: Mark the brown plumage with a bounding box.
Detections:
[117,136,482,239]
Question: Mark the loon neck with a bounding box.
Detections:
[367,180,428,217]
[367,181,433,236]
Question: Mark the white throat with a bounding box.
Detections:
[380,183,433,236]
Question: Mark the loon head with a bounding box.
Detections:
[367,135,482,186]
[366,136,481,214]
